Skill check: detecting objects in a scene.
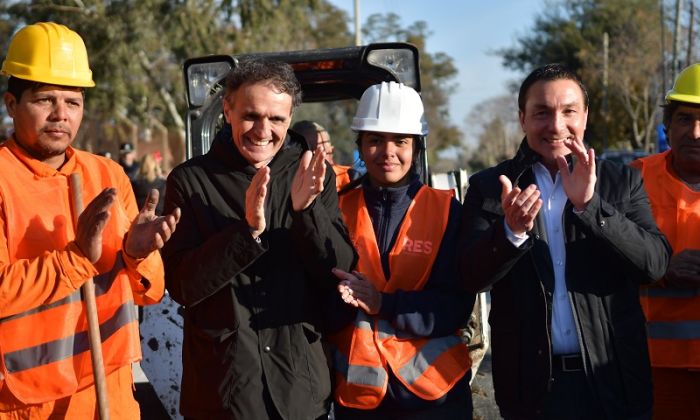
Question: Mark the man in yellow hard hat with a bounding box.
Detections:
[632,63,700,420]
[0,22,180,418]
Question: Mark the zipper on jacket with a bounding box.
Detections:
[561,204,589,377]
[379,190,391,254]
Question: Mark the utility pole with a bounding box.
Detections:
[603,32,609,151]
[661,1,667,95]
[688,1,695,65]
[354,0,361,46]
[673,0,684,78]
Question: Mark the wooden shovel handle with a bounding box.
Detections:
[69,173,110,420]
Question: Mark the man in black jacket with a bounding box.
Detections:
[459,64,671,419]
[162,59,356,419]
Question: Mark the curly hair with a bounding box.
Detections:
[224,58,301,108]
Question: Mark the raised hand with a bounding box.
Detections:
[291,145,326,211]
[124,188,181,259]
[557,138,596,211]
[75,188,117,263]
[500,175,542,236]
[333,268,382,315]
[665,249,700,288]
[246,166,270,239]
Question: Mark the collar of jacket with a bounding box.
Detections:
[208,123,309,175]
[361,172,422,206]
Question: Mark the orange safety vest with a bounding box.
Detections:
[333,186,471,409]
[635,151,700,369]
[334,164,352,191]
[0,142,142,404]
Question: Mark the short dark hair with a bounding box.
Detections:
[225,58,301,108]
[7,77,46,101]
[662,100,700,131]
[6,76,86,102]
[662,102,679,131]
[518,63,589,112]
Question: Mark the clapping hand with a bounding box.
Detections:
[291,145,326,211]
[333,268,382,315]
[124,189,181,259]
[246,166,270,239]
[665,249,700,288]
[557,138,596,212]
[75,188,117,263]
[500,175,543,236]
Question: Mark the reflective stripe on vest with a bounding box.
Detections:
[0,142,142,403]
[637,151,700,368]
[4,301,136,373]
[0,256,125,325]
[333,186,471,409]
[647,320,700,340]
[334,312,388,389]
[640,287,700,299]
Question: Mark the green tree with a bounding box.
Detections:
[463,95,521,172]
[498,0,667,152]
[0,2,460,168]
[1,1,354,161]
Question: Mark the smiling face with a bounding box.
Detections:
[4,84,84,169]
[519,79,588,170]
[223,81,293,168]
[668,104,700,182]
[360,131,414,187]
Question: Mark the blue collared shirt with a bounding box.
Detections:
[504,162,582,355]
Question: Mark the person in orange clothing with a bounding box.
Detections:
[292,120,354,190]
[0,22,180,418]
[329,82,475,419]
[632,63,700,420]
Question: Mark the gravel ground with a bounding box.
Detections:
[471,347,503,420]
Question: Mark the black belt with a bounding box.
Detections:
[552,354,584,372]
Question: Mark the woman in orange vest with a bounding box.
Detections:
[329,82,475,419]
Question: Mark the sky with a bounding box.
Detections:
[327,0,545,140]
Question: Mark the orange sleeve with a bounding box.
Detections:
[0,195,99,318]
[115,167,165,306]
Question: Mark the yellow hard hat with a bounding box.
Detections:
[666,63,700,104]
[1,22,95,88]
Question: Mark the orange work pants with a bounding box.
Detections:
[652,367,700,420]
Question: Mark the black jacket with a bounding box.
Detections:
[459,140,671,419]
[162,127,356,419]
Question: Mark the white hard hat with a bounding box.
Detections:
[351,81,428,135]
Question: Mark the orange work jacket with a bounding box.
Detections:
[333,164,352,191]
[635,151,700,368]
[0,139,164,409]
[333,186,471,409]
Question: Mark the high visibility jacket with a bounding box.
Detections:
[0,139,164,408]
[333,186,471,409]
[333,164,352,191]
[635,151,700,368]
